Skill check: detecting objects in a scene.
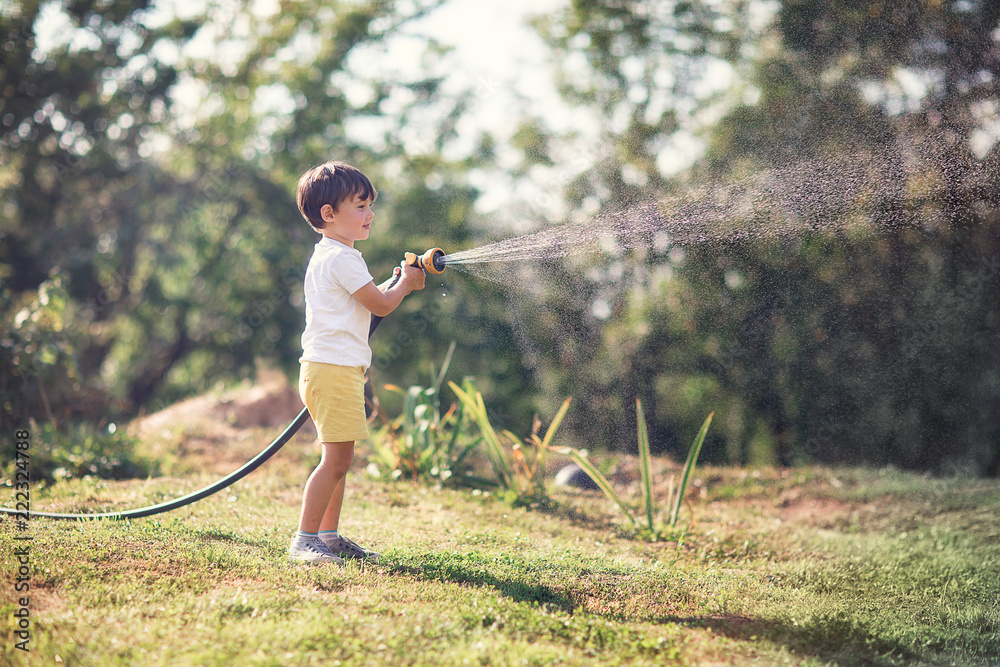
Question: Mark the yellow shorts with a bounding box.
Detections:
[298,361,370,443]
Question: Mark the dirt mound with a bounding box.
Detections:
[131,370,317,474]
[209,375,305,430]
[134,369,307,436]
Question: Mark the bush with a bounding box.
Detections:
[1,421,158,486]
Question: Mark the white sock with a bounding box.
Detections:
[318,530,338,540]
[296,530,319,540]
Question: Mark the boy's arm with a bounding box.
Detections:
[353,262,425,317]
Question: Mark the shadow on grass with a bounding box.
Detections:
[535,497,623,535]
[195,529,269,548]
[668,614,917,667]
[385,551,927,665]
[388,557,576,614]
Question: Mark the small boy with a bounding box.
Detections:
[289,161,425,564]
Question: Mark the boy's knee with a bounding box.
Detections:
[322,442,355,476]
[335,450,355,476]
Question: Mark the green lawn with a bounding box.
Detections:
[2,433,999,665]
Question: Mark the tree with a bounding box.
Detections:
[1,0,201,430]
[525,0,1000,474]
[687,0,1000,473]
[1,0,542,436]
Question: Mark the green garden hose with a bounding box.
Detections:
[0,409,309,521]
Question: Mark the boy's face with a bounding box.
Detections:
[319,193,374,247]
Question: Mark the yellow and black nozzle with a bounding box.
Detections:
[404,247,446,274]
[369,247,446,337]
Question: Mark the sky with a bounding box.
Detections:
[395,0,607,217]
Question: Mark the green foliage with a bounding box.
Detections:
[1,0,498,426]
[520,0,1000,476]
[448,379,571,507]
[448,379,514,490]
[636,398,654,529]
[0,272,99,433]
[3,0,1000,479]
[503,396,572,505]
[554,445,635,524]
[0,421,157,486]
[556,402,713,540]
[1,0,206,418]
[367,342,484,486]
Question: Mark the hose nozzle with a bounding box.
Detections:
[371,247,446,337]
[404,247,446,274]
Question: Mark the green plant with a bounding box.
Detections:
[0,420,158,486]
[669,406,713,527]
[2,272,82,433]
[556,399,713,539]
[367,343,484,485]
[448,379,572,506]
[504,397,573,504]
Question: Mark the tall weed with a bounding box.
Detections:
[556,400,713,539]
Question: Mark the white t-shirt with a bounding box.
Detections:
[300,237,375,368]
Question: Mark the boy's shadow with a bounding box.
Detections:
[666,615,917,667]
[387,557,576,614]
[388,554,919,666]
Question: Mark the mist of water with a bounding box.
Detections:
[442,152,942,282]
[437,147,986,379]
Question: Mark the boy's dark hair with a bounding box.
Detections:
[296,161,377,230]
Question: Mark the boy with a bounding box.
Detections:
[289,161,425,564]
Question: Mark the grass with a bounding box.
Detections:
[2,435,999,665]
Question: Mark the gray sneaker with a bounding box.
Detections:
[289,534,344,565]
[321,534,380,562]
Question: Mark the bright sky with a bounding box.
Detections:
[407,0,564,82]
[396,0,607,216]
[354,0,585,148]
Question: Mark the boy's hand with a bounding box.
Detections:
[399,261,426,292]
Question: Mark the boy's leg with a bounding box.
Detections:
[318,443,355,531]
[298,441,355,533]
[311,441,379,561]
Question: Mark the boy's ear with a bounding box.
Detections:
[320,204,336,221]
